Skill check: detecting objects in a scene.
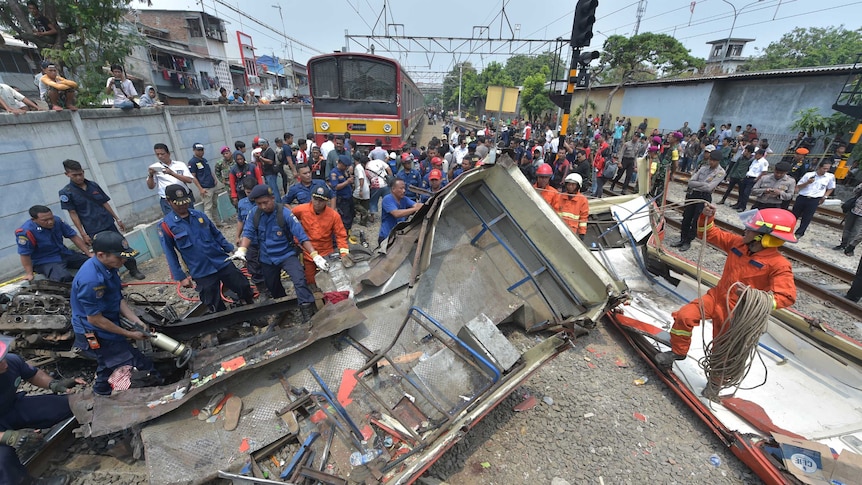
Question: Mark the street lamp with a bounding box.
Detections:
[457,63,463,121]
[719,0,763,72]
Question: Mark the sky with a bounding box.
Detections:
[136,0,861,81]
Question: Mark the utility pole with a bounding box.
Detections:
[633,0,647,36]
[272,3,297,98]
[457,63,463,121]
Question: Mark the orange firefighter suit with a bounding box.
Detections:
[534,184,561,212]
[669,214,796,356]
[291,202,348,285]
[558,192,589,236]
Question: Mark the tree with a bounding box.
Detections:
[504,52,565,86]
[599,33,704,120]
[742,26,862,72]
[520,66,554,122]
[0,0,149,106]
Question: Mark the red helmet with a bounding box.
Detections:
[431,156,443,166]
[739,208,797,243]
[401,153,413,162]
[536,163,553,176]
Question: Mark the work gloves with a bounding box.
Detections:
[311,252,330,272]
[2,429,42,448]
[49,378,79,394]
[227,247,247,262]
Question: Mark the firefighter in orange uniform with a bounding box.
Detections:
[291,186,351,285]
[558,173,589,240]
[534,163,561,211]
[655,205,797,367]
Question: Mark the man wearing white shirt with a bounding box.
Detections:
[734,148,770,212]
[453,138,469,166]
[320,134,335,160]
[147,143,201,215]
[369,139,388,161]
[792,160,835,238]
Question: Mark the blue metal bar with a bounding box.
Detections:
[480,185,585,308]
[597,194,660,241]
[280,431,320,479]
[409,306,501,383]
[507,266,547,292]
[307,366,365,444]
[457,191,560,318]
[469,213,508,245]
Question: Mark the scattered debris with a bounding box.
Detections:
[633,376,649,386]
[633,412,648,423]
[542,396,554,406]
[513,395,538,412]
[584,412,595,418]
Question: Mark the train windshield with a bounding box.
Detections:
[340,58,397,103]
[310,58,339,99]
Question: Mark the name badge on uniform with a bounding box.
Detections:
[276,231,283,236]
[197,163,204,169]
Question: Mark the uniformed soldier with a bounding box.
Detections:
[16,205,91,282]
[291,186,351,286]
[329,155,355,230]
[159,184,254,313]
[0,334,82,485]
[59,159,145,280]
[231,185,326,322]
[71,231,158,396]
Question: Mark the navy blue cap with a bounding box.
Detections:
[249,184,273,200]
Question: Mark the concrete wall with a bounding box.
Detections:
[0,104,311,280]
[620,82,714,132]
[703,75,847,135]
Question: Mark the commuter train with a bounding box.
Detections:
[307,52,423,150]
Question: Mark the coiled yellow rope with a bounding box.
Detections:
[698,284,773,398]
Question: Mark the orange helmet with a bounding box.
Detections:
[431,156,443,166]
[739,208,797,243]
[536,163,553,176]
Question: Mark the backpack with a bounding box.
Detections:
[253,203,288,236]
[602,159,618,179]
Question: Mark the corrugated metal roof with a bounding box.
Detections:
[584,64,859,90]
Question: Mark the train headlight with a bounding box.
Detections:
[320,121,330,131]
[383,123,392,133]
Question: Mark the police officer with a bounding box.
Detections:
[396,153,422,200]
[235,177,267,295]
[329,154,355,230]
[230,185,326,322]
[283,163,333,206]
[16,205,91,282]
[188,143,219,222]
[71,231,158,396]
[59,159,146,280]
[0,335,82,485]
[159,184,254,313]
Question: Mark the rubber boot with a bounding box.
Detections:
[124,257,146,280]
[299,303,316,323]
[654,351,685,368]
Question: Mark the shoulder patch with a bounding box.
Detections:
[93,285,105,298]
[17,235,29,246]
[59,194,70,203]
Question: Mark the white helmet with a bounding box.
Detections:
[564,173,583,186]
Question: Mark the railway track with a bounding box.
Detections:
[659,203,862,319]
[671,173,845,229]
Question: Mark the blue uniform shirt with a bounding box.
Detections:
[283,180,331,205]
[160,208,234,280]
[379,194,416,240]
[328,167,352,199]
[396,168,422,198]
[420,177,448,203]
[59,179,115,234]
[188,156,216,188]
[241,206,310,266]
[15,217,78,265]
[0,354,37,414]
[70,256,125,341]
[237,196,255,225]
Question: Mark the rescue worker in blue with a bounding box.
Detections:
[70,231,158,396]
[16,205,91,283]
[230,185,328,323]
[235,177,267,295]
[59,159,146,280]
[396,153,422,200]
[159,184,254,313]
[283,163,333,206]
[0,334,83,485]
[329,155,356,230]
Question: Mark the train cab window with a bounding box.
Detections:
[341,58,396,102]
[310,58,339,99]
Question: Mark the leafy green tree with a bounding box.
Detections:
[520,66,554,122]
[599,33,704,120]
[742,26,862,72]
[505,52,565,86]
[0,0,148,106]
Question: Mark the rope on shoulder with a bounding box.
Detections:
[698,284,773,400]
